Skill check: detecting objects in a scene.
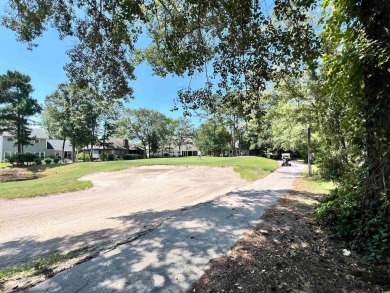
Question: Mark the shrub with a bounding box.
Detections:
[316,166,390,268]
[163,153,170,157]
[317,157,344,181]
[122,154,133,160]
[44,158,52,165]
[132,154,143,160]
[123,154,143,160]
[77,153,90,162]
[7,157,15,165]
[35,159,42,165]
[100,153,116,161]
[8,153,38,166]
[53,158,60,164]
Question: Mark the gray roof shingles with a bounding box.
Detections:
[1,127,49,139]
[47,140,73,151]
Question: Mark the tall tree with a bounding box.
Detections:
[175,117,194,155]
[43,83,95,161]
[195,119,230,157]
[158,117,177,157]
[98,105,120,161]
[0,70,41,153]
[117,108,165,158]
[315,0,390,262]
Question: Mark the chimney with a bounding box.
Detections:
[124,139,129,149]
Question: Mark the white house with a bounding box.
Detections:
[151,137,200,157]
[0,128,74,161]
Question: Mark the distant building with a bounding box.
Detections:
[81,138,145,159]
[149,137,200,157]
[46,139,73,159]
[0,128,74,160]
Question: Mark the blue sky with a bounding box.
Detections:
[0,25,206,125]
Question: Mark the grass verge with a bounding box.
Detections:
[0,247,90,280]
[298,165,334,194]
[0,247,94,292]
[0,156,278,199]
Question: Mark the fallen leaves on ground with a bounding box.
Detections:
[189,179,389,293]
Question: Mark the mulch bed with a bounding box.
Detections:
[189,180,389,293]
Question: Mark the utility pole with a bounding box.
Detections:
[307,122,313,177]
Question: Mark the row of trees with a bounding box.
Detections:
[0,72,252,161]
[42,83,119,161]
[117,108,194,157]
[0,69,307,163]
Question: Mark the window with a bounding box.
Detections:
[55,152,60,158]
[7,138,13,142]
[35,139,40,143]
[4,151,11,159]
[35,152,45,159]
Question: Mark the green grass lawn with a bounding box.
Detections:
[0,156,278,199]
[299,165,334,194]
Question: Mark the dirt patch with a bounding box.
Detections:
[0,168,38,182]
[189,179,388,293]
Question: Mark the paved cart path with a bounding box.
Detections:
[26,162,304,293]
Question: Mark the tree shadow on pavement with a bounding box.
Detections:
[2,188,295,292]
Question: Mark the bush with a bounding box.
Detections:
[317,157,344,181]
[44,158,52,165]
[53,158,60,164]
[99,153,115,161]
[8,153,38,166]
[77,153,90,162]
[7,157,15,165]
[163,153,170,157]
[316,166,390,268]
[123,154,143,160]
[132,154,143,160]
[122,154,133,160]
[35,159,42,165]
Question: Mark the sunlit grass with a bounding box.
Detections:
[299,165,334,194]
[0,247,89,280]
[0,156,278,199]
[0,162,11,168]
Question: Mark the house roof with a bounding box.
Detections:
[47,140,73,151]
[109,138,129,150]
[82,138,145,151]
[1,127,49,139]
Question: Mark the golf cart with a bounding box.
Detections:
[281,153,291,166]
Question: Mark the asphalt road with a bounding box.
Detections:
[25,162,304,292]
